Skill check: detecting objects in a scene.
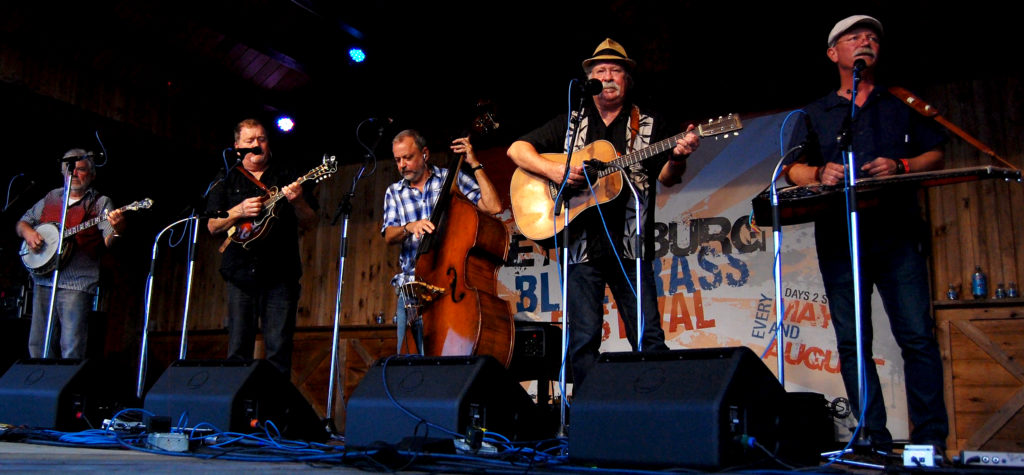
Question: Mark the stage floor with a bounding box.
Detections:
[0,439,982,474]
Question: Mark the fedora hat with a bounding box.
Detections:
[582,38,636,70]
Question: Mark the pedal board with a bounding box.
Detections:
[960,450,1024,468]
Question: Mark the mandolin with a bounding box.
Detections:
[227,156,337,249]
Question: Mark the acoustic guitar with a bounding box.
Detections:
[509,114,742,241]
[20,198,153,275]
[227,156,337,249]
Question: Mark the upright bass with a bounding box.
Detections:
[401,111,514,365]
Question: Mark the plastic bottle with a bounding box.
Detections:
[995,283,1007,299]
[1008,282,1019,298]
[971,266,987,300]
[946,284,958,300]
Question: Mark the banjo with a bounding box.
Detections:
[20,198,153,275]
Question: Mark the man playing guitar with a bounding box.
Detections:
[16,149,125,359]
[507,38,699,389]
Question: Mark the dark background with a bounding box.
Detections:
[0,0,1018,254]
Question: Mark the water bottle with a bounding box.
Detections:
[995,283,1007,299]
[1009,282,1019,298]
[971,266,987,300]
[946,284,958,300]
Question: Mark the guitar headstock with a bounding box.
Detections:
[308,156,338,183]
[696,113,743,138]
[127,198,154,211]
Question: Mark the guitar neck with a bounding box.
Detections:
[599,115,740,177]
[601,131,691,177]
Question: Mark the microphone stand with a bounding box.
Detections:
[41,158,79,358]
[766,144,807,385]
[136,215,200,398]
[553,79,590,438]
[842,63,872,452]
[136,159,235,399]
[324,122,381,434]
[612,165,643,351]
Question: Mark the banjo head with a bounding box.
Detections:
[20,222,64,275]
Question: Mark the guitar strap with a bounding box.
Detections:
[234,165,270,191]
[628,104,641,153]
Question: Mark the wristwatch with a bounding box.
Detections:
[469,163,484,172]
[894,159,906,174]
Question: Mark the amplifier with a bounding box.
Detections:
[960,450,1024,468]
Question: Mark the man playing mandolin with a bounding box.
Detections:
[507,38,699,389]
[16,149,125,358]
[206,118,318,377]
[382,129,502,353]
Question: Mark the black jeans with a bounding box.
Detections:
[225,280,299,377]
[566,256,668,391]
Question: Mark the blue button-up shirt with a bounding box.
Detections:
[381,164,482,287]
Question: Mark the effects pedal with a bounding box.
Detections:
[960,450,1024,468]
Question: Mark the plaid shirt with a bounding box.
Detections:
[381,164,482,287]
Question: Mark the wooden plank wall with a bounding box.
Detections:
[148,159,404,333]
[924,76,1023,298]
[922,75,1024,453]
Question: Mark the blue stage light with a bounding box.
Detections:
[276,116,295,133]
[348,47,366,63]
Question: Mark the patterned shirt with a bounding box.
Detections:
[21,187,114,292]
[381,164,482,287]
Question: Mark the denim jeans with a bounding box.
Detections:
[29,285,91,359]
[225,280,299,377]
[819,237,948,444]
[567,256,668,390]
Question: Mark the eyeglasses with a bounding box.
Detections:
[837,33,880,45]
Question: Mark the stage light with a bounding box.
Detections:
[276,116,295,133]
[348,47,366,63]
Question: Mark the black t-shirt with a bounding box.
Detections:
[206,161,318,287]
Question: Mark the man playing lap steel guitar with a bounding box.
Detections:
[206,118,318,377]
[784,16,948,452]
[507,38,700,390]
[16,149,125,359]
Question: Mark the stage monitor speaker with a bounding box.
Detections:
[143,359,326,441]
[569,346,786,469]
[0,358,121,431]
[345,355,541,448]
[507,321,562,382]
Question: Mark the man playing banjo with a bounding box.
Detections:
[15,149,125,359]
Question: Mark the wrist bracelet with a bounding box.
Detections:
[900,159,910,174]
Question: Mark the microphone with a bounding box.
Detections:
[853,59,867,79]
[576,78,604,95]
[233,146,263,156]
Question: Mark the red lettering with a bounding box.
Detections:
[694,290,715,329]
[764,341,841,374]
[794,302,816,325]
[818,304,831,328]
[823,349,841,373]
[669,293,694,332]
